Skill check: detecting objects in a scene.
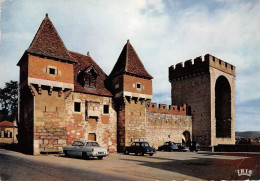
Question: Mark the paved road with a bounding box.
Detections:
[0,149,259,180]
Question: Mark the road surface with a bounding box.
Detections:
[0,149,259,180]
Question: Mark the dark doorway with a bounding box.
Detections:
[183,131,191,146]
[215,76,231,138]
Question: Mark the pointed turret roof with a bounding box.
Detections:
[109,40,153,79]
[26,14,75,63]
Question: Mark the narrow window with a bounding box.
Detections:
[136,83,141,89]
[74,102,81,112]
[4,131,8,138]
[103,105,109,114]
[49,68,56,75]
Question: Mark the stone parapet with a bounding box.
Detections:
[146,103,187,115]
[169,54,236,82]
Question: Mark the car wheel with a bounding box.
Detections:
[149,153,153,156]
[140,152,145,156]
[135,152,138,156]
[82,152,89,160]
[124,150,129,155]
[64,151,68,157]
[97,156,103,160]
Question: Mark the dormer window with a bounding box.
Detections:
[84,70,97,88]
[77,66,99,89]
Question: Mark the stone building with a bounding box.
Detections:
[17,14,234,155]
[169,55,236,149]
[0,120,18,144]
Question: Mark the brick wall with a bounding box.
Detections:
[123,75,152,95]
[28,55,74,84]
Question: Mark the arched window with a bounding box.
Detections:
[215,76,231,138]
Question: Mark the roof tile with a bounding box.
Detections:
[26,15,76,63]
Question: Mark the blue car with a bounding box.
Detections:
[124,142,156,156]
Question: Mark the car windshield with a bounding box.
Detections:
[86,142,99,147]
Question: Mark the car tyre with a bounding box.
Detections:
[149,153,153,156]
[64,151,69,157]
[97,156,103,160]
[82,152,89,160]
[124,150,129,155]
[140,152,145,156]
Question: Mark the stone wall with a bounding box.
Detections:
[33,87,67,154]
[18,86,34,154]
[146,110,192,149]
[124,99,146,146]
[65,92,117,152]
[170,73,212,146]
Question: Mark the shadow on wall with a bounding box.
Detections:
[120,153,260,180]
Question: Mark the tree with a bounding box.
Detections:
[0,80,18,121]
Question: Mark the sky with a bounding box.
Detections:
[0,0,259,131]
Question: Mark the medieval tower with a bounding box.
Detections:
[108,40,153,151]
[169,54,236,149]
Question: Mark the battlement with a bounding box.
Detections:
[146,103,188,115]
[169,54,236,81]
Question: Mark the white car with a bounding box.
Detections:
[63,140,109,159]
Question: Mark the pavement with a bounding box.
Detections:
[0,149,259,180]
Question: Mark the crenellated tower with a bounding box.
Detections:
[108,40,153,151]
[169,54,235,149]
[17,14,75,154]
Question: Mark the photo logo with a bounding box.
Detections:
[236,169,253,177]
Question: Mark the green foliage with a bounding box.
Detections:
[0,80,18,121]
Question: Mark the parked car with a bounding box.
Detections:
[189,141,200,152]
[176,143,190,152]
[124,141,156,156]
[62,140,109,159]
[158,141,179,151]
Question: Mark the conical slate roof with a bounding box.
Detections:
[26,14,75,63]
[109,40,153,79]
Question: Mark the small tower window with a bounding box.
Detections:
[103,105,109,114]
[49,68,56,75]
[74,102,81,112]
[136,83,141,89]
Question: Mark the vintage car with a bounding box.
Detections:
[124,141,156,156]
[158,141,179,151]
[62,140,109,159]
